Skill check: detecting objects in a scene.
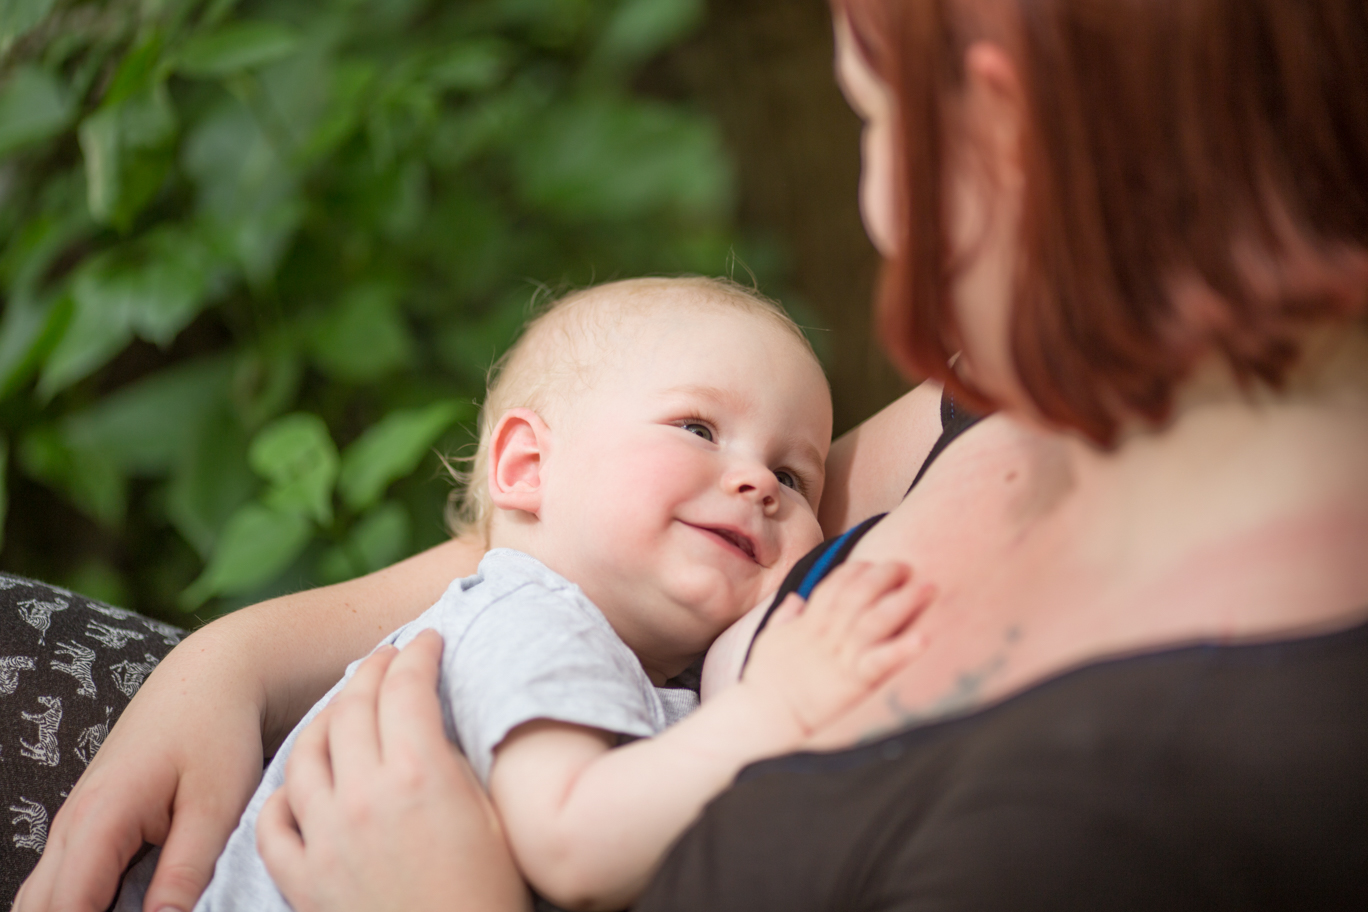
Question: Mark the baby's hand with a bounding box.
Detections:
[741,561,932,737]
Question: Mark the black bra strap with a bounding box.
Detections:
[905,387,984,496]
[740,388,986,671]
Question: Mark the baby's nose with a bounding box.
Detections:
[733,476,779,514]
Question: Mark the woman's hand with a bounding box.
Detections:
[15,536,488,912]
[14,625,267,912]
[258,630,530,912]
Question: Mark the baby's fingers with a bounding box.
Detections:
[848,576,935,649]
[855,618,931,685]
[806,560,913,632]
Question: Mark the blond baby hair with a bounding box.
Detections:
[447,276,820,542]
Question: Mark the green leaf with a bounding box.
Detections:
[0,435,8,553]
[0,187,94,300]
[428,39,512,92]
[298,59,376,164]
[177,21,300,78]
[317,500,410,584]
[60,559,131,610]
[0,66,71,156]
[36,290,133,399]
[103,32,166,108]
[79,86,178,229]
[0,294,72,400]
[348,500,410,569]
[61,356,233,476]
[17,424,126,526]
[0,0,56,52]
[39,229,216,396]
[513,97,732,221]
[338,401,467,513]
[594,0,703,68]
[306,282,415,383]
[78,107,120,223]
[231,344,303,430]
[249,412,338,525]
[183,99,302,284]
[180,501,311,609]
[166,404,254,558]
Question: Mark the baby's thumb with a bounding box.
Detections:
[766,593,806,627]
[142,802,237,912]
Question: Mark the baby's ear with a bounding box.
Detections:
[488,407,551,516]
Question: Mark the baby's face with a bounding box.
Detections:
[535,303,831,679]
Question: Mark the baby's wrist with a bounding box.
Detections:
[729,676,812,746]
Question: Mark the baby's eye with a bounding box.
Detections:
[774,469,799,490]
[682,423,714,442]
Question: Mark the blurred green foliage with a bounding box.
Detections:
[0,0,746,623]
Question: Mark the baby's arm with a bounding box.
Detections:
[488,561,931,911]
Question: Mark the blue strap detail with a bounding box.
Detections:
[796,525,864,599]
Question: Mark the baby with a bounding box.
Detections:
[119,277,926,912]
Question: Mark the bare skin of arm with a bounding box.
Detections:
[818,381,944,537]
[16,533,487,912]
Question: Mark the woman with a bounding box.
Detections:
[16,0,1368,908]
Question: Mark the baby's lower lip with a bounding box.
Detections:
[684,523,758,564]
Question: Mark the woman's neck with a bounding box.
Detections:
[1063,322,1368,635]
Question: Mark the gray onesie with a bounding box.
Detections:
[115,548,699,912]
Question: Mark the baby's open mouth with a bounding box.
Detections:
[696,525,757,562]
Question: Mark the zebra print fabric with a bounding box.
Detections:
[0,573,184,906]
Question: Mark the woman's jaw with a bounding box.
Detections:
[836,14,1037,416]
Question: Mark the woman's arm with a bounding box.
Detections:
[16,534,487,912]
[818,381,944,537]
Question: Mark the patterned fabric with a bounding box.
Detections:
[0,573,184,907]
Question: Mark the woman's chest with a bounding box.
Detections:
[802,414,1368,749]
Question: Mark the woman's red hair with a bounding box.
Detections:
[835,0,1368,444]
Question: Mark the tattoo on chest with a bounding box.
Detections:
[865,625,1022,742]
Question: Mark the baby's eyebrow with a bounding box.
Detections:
[664,381,825,475]
[663,383,745,410]
[792,440,826,478]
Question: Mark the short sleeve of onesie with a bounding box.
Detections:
[391,548,672,783]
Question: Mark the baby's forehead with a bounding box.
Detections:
[524,283,807,374]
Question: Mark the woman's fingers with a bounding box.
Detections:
[326,645,396,789]
[15,765,158,912]
[18,679,265,912]
[145,785,254,912]
[376,630,447,761]
[260,630,529,912]
[284,704,338,830]
[257,790,313,912]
